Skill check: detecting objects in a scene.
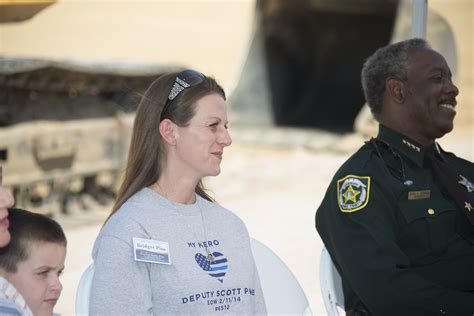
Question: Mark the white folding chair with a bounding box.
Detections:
[320,247,344,316]
[250,238,312,315]
[75,263,95,316]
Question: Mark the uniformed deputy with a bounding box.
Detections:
[316,38,474,315]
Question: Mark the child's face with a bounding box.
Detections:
[7,241,66,316]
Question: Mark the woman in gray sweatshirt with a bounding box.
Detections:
[90,69,267,315]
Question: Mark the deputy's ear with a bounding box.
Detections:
[159,119,178,145]
[386,77,405,104]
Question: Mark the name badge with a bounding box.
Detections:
[133,237,171,265]
[408,190,431,200]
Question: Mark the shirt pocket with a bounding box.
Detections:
[397,196,457,262]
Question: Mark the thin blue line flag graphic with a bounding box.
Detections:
[195,251,228,283]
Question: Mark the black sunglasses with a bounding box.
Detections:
[160,69,206,121]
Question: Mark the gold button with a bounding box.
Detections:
[427,208,435,215]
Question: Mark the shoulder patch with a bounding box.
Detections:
[337,175,371,213]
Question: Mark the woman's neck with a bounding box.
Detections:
[150,173,198,205]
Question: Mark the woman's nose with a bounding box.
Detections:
[219,128,232,147]
[0,187,14,209]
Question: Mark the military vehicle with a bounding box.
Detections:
[0,59,175,214]
[0,0,458,215]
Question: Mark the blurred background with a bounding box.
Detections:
[0,0,472,314]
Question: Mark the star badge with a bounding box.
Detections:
[343,185,360,203]
[337,175,370,213]
[465,202,473,212]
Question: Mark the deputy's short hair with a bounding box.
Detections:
[361,38,430,115]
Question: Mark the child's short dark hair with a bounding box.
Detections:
[0,208,67,273]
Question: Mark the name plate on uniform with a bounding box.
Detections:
[408,190,431,200]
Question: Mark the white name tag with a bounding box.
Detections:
[132,237,171,265]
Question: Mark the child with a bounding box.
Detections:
[0,208,67,316]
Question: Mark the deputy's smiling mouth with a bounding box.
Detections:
[439,99,457,113]
[440,103,455,110]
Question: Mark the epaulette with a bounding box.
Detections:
[366,138,411,185]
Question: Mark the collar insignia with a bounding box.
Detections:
[402,139,421,152]
[337,175,371,213]
[458,175,474,193]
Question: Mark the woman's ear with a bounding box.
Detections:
[159,119,178,145]
[386,77,405,104]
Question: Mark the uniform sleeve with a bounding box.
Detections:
[90,234,153,315]
[316,171,474,316]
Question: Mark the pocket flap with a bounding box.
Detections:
[398,195,456,223]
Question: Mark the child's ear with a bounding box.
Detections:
[159,119,178,145]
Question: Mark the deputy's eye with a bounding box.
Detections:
[431,73,443,82]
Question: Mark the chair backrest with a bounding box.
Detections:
[75,239,312,316]
[319,247,344,316]
[250,238,312,315]
[75,263,95,316]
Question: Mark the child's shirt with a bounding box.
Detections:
[0,276,33,316]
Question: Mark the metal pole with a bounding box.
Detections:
[411,0,428,38]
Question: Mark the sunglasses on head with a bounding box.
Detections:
[160,69,206,121]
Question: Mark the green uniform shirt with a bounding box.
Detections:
[316,125,474,315]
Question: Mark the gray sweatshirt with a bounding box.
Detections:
[90,188,267,315]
